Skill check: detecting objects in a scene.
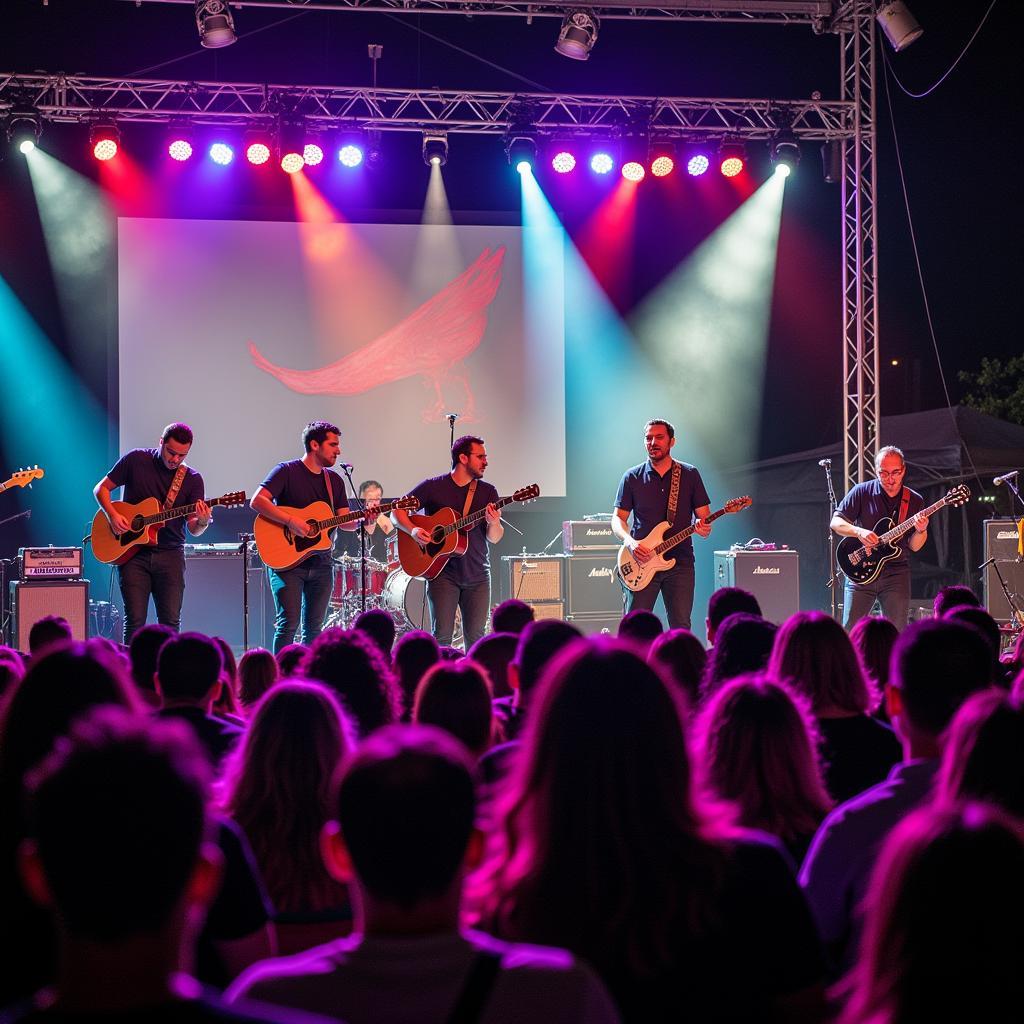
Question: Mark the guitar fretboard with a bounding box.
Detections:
[876,495,952,545]
[654,506,731,556]
[143,496,235,526]
[443,494,517,538]
[312,499,411,532]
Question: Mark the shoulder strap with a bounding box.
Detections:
[323,468,336,511]
[445,951,502,1024]
[163,464,188,510]
[897,486,911,525]
[462,478,478,517]
[667,460,682,523]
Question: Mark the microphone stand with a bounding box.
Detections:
[339,464,367,621]
[1001,473,1024,516]
[821,461,840,621]
[979,556,1024,632]
[238,532,254,651]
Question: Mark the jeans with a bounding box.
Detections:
[843,565,911,631]
[427,575,490,650]
[626,563,696,631]
[269,552,334,654]
[118,547,186,644]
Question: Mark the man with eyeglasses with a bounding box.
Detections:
[831,445,930,629]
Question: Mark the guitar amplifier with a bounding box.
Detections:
[19,547,84,580]
[983,520,1024,623]
[714,549,800,624]
[504,555,564,603]
[562,520,617,552]
[10,581,90,651]
[566,553,622,616]
[529,601,566,622]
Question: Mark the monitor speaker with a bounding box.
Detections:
[9,581,90,652]
[983,520,1024,623]
[506,556,564,603]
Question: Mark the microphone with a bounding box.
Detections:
[338,462,354,471]
[994,470,1019,486]
[818,459,832,467]
[446,412,459,424]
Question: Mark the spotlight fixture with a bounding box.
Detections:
[422,133,449,167]
[590,151,614,175]
[686,152,710,177]
[506,135,537,175]
[718,142,746,178]
[622,160,645,182]
[7,114,41,155]
[551,150,576,174]
[338,142,364,168]
[876,1,923,52]
[90,123,120,162]
[770,133,801,178]
[209,142,234,166]
[280,119,305,174]
[649,141,676,178]
[166,125,194,162]
[244,129,273,166]
[555,9,600,61]
[365,130,384,170]
[195,0,237,49]
[303,134,325,168]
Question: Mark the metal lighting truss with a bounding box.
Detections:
[1,2,877,487]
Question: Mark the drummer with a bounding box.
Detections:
[334,479,395,564]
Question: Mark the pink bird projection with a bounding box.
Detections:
[248,246,506,422]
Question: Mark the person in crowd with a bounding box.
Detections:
[0,646,25,700]
[837,803,1024,1024]
[353,608,396,662]
[9,707,316,1023]
[695,673,832,864]
[413,660,498,759]
[212,636,244,724]
[770,611,900,803]
[439,646,465,661]
[300,628,400,738]
[221,681,355,955]
[931,583,980,617]
[155,632,243,771]
[848,617,899,716]
[705,587,762,647]
[128,623,175,709]
[26,617,73,658]
[490,599,535,636]
[943,605,1005,685]
[647,629,707,710]
[467,633,518,700]
[473,639,828,1023]
[617,609,664,654]
[800,618,993,976]
[699,613,777,702]
[238,648,280,714]
[228,725,621,1024]
[275,643,307,678]
[392,630,441,721]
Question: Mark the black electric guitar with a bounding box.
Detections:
[835,484,970,585]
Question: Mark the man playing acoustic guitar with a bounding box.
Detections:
[831,445,930,630]
[93,422,211,643]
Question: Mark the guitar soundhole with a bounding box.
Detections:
[130,515,145,532]
[430,526,446,545]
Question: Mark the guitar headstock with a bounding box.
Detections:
[945,484,970,507]
[215,491,247,509]
[724,496,752,514]
[393,496,420,511]
[513,484,541,503]
[5,467,44,489]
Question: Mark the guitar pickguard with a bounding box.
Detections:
[119,529,146,547]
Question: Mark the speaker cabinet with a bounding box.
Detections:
[566,553,622,616]
[713,550,800,624]
[983,520,1024,623]
[505,556,564,603]
[528,601,565,622]
[180,555,275,652]
[10,581,90,651]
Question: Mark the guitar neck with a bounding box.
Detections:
[654,506,730,555]
[145,496,229,526]
[318,499,403,532]
[880,496,949,543]
[447,494,515,536]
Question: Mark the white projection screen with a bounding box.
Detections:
[118,217,565,501]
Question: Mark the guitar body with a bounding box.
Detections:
[397,510,469,580]
[91,498,165,565]
[254,501,338,570]
[616,522,677,592]
[836,516,901,586]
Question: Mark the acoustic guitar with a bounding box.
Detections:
[0,467,44,493]
[617,496,753,592]
[90,492,247,565]
[255,496,419,571]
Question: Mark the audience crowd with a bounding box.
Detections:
[0,580,1021,1023]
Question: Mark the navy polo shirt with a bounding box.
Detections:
[614,460,711,566]
[835,480,924,567]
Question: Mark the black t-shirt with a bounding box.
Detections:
[260,461,349,516]
[817,715,903,805]
[106,449,204,550]
[410,474,501,586]
[834,481,925,567]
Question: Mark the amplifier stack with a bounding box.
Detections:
[982,520,1024,624]
[8,547,89,650]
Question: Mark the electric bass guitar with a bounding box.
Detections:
[90,492,248,565]
[0,467,44,492]
[398,484,541,580]
[255,496,419,571]
[617,496,753,593]
[835,484,970,586]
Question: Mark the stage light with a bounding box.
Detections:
[770,134,801,177]
[591,151,614,175]
[507,136,537,175]
[90,123,120,161]
[195,0,237,48]
[209,142,234,166]
[555,9,600,61]
[718,142,746,178]
[338,143,364,168]
[303,140,325,167]
[649,141,675,178]
[8,115,41,155]
[281,151,304,174]
[422,133,449,167]
[166,125,194,162]
[279,119,305,174]
[244,129,272,166]
[877,1,923,52]
[622,160,645,182]
[687,153,710,176]
[552,150,576,173]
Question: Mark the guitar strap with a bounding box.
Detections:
[163,464,188,510]
[896,486,910,526]
[667,460,682,524]
[323,468,336,511]
[461,479,478,530]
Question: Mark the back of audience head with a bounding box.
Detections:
[354,607,396,661]
[706,587,762,645]
[942,605,1003,684]
[490,599,535,636]
[466,632,517,700]
[0,646,25,700]
[275,642,308,678]
[302,628,401,738]
[936,689,1024,819]
[840,802,1024,1024]
[22,706,214,947]
[413,660,496,758]
[695,673,831,851]
[511,619,582,703]
[27,615,73,656]
[156,632,224,706]
[439,645,464,661]
[889,619,993,745]
[211,636,241,718]
[328,725,476,914]
[128,624,175,702]
[932,584,981,618]
[769,610,875,716]
[648,629,707,709]
[849,615,899,693]
[222,680,353,913]
[237,647,279,712]
[393,630,441,720]
[617,609,664,652]
[700,613,777,701]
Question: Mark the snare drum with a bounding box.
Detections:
[331,556,389,607]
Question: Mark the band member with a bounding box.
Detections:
[335,479,395,563]
[393,435,503,650]
[831,444,929,630]
[93,422,211,643]
[611,419,712,631]
[251,421,364,653]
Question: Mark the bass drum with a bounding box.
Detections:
[381,570,462,646]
